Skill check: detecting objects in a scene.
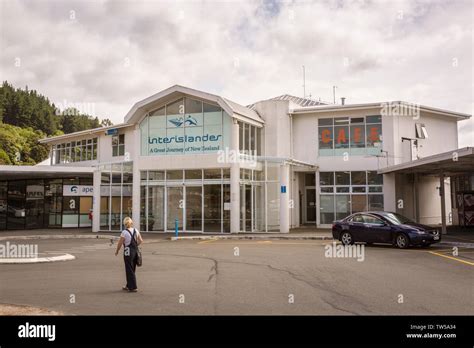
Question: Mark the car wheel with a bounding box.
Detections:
[395,233,409,249]
[340,231,354,245]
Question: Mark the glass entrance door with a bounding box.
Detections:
[167,186,183,231]
[186,186,202,231]
[305,188,316,223]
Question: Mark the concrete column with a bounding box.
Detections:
[280,163,290,233]
[413,173,419,223]
[132,127,141,228]
[92,167,101,232]
[230,119,240,233]
[440,173,447,235]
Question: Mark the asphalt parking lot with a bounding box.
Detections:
[0,237,473,315]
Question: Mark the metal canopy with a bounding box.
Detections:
[0,165,93,180]
[378,147,474,176]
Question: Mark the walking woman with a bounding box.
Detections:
[115,217,143,292]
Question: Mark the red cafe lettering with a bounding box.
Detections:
[321,126,380,144]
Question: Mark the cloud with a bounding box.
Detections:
[0,0,472,145]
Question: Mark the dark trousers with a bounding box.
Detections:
[124,246,138,290]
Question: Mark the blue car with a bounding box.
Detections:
[332,211,441,249]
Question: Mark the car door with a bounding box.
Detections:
[363,214,391,243]
[347,214,365,241]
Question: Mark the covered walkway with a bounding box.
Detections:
[379,147,474,234]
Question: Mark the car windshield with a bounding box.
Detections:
[382,213,414,225]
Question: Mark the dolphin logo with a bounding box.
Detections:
[169,117,184,127]
[184,115,198,126]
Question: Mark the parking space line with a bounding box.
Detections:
[428,251,474,266]
[197,239,218,244]
[197,240,331,246]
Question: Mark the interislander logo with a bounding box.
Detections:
[168,115,198,127]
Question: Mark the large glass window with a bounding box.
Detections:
[26,180,45,229]
[7,181,26,230]
[318,115,382,156]
[99,162,133,231]
[52,137,98,164]
[320,195,335,224]
[319,171,384,224]
[141,97,230,156]
[0,182,7,230]
[238,121,260,155]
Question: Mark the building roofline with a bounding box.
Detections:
[290,101,471,120]
[39,123,133,144]
[124,84,264,125]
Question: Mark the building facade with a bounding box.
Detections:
[0,85,472,232]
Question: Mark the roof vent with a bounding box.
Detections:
[341,97,346,105]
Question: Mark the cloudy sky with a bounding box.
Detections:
[0,0,472,146]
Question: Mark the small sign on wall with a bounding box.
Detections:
[281,185,287,193]
[63,185,94,196]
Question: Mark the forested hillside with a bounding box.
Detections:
[0,81,112,165]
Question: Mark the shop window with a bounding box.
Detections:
[318,171,384,223]
[166,170,183,181]
[320,195,335,224]
[318,116,382,156]
[335,172,350,186]
[204,169,222,180]
[368,171,383,185]
[185,170,202,180]
[351,171,367,185]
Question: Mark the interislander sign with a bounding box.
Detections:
[147,114,224,154]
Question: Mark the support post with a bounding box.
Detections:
[439,173,447,235]
[92,168,101,232]
[230,119,240,233]
[131,125,144,229]
[414,173,419,223]
[280,163,290,233]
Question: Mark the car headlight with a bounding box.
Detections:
[414,230,426,234]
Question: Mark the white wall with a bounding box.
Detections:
[253,100,291,158]
[390,111,458,165]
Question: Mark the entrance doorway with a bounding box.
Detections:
[304,172,317,225]
[141,169,231,233]
[305,188,316,223]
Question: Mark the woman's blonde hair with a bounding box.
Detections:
[123,217,133,228]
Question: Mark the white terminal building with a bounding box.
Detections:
[0,85,473,233]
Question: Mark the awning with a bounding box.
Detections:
[378,147,474,176]
[0,165,93,180]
